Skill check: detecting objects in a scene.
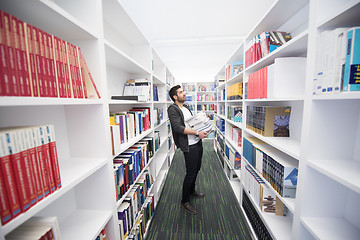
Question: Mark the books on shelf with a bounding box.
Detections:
[313,26,360,94]
[242,189,273,240]
[246,106,291,137]
[0,125,61,226]
[229,125,242,148]
[197,93,214,102]
[227,105,242,123]
[225,61,244,81]
[153,107,164,127]
[197,83,215,91]
[197,103,214,111]
[243,137,298,198]
[215,117,225,134]
[118,193,154,240]
[123,79,150,102]
[226,82,243,100]
[247,57,306,99]
[0,10,100,98]
[109,108,151,155]
[245,31,292,68]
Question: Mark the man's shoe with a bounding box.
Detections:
[181,202,198,215]
[191,191,205,198]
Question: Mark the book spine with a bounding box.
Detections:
[349,28,360,91]
[16,18,32,96]
[7,130,31,212]
[343,29,354,91]
[47,33,58,97]
[24,128,44,202]
[16,129,37,207]
[0,10,9,96]
[66,42,78,98]
[39,125,56,193]
[0,170,12,225]
[2,12,20,96]
[42,31,53,97]
[0,132,21,221]
[36,28,47,97]
[32,126,50,197]
[75,46,85,98]
[24,23,39,97]
[46,125,61,189]
[61,40,71,98]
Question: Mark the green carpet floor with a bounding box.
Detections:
[145,140,253,240]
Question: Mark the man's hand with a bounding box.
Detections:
[198,131,208,139]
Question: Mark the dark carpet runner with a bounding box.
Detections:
[145,140,253,240]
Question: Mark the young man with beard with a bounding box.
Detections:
[168,85,208,215]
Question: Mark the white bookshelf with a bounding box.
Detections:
[214,0,360,239]
[0,0,175,240]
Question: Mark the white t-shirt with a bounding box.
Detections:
[180,106,200,146]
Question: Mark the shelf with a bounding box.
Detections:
[244,97,304,102]
[245,30,309,74]
[1,157,107,236]
[226,72,244,86]
[242,184,293,240]
[60,209,113,240]
[242,156,296,213]
[301,217,360,240]
[114,128,153,156]
[307,159,360,193]
[0,0,100,41]
[316,1,360,29]
[0,97,104,106]
[312,92,360,100]
[104,41,150,74]
[244,128,301,160]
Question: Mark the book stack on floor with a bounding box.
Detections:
[109,108,151,155]
[0,10,100,99]
[246,106,291,137]
[245,31,292,68]
[5,216,61,239]
[313,26,360,94]
[0,125,61,226]
[113,139,154,201]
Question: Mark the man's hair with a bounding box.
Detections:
[169,85,182,102]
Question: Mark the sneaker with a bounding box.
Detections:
[181,202,198,215]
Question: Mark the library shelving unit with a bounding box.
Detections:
[214,0,360,239]
[0,0,175,240]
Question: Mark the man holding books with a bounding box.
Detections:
[168,85,208,215]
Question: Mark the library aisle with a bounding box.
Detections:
[145,140,253,240]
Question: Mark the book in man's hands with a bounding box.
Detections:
[186,112,213,133]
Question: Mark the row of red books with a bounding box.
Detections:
[245,31,292,68]
[0,125,61,225]
[0,10,100,98]
[247,65,271,99]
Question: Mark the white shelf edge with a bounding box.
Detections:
[1,157,108,235]
[60,209,113,240]
[0,97,104,106]
[301,217,360,240]
[307,159,360,194]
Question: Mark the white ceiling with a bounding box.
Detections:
[119,0,276,83]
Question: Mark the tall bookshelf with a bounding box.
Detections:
[214,0,360,239]
[0,0,175,239]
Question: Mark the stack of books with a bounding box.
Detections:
[186,111,213,134]
[0,125,61,225]
[0,10,100,98]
